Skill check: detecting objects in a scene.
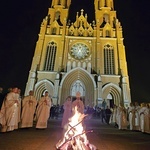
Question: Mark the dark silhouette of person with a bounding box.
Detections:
[105,106,112,125]
[101,108,106,123]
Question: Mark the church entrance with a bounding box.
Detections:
[70,79,85,104]
[59,67,96,106]
[102,83,122,107]
[106,93,114,108]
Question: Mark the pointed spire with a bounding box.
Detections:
[67,0,71,8]
[76,12,79,18]
[81,9,84,15]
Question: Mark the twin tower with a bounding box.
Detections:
[25,0,131,108]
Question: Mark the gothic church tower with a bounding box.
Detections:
[25,0,131,107]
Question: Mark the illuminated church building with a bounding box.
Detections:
[25,0,131,107]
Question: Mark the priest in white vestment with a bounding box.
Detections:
[72,91,84,114]
[4,87,21,132]
[21,90,37,128]
[35,91,51,129]
[139,103,150,133]
[128,102,135,130]
[117,104,128,130]
[0,102,6,132]
[61,96,72,128]
[110,104,118,127]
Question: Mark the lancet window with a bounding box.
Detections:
[52,27,57,35]
[70,80,85,97]
[44,42,57,71]
[104,44,115,74]
[106,30,110,37]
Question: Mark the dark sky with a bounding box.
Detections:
[0,0,150,103]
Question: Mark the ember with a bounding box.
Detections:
[56,106,97,150]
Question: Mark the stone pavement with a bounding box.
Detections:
[0,117,150,150]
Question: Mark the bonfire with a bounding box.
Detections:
[56,106,97,150]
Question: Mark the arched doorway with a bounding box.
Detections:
[34,79,54,101]
[102,83,122,107]
[106,93,114,108]
[59,67,96,106]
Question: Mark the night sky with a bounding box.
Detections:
[0,0,150,103]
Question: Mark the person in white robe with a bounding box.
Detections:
[72,91,84,115]
[0,102,6,132]
[61,96,72,128]
[117,103,128,130]
[134,102,140,131]
[35,91,51,129]
[4,87,21,132]
[110,104,118,127]
[128,102,135,130]
[21,90,37,128]
[145,103,150,134]
[139,103,150,133]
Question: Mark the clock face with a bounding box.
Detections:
[70,43,90,60]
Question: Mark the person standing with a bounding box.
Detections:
[117,103,128,130]
[101,108,106,123]
[139,102,149,133]
[134,102,140,131]
[128,102,135,130]
[0,87,6,130]
[61,96,72,128]
[111,105,118,127]
[35,91,51,129]
[72,91,84,114]
[21,90,37,128]
[4,87,21,132]
[105,106,112,125]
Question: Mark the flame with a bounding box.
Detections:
[56,106,97,150]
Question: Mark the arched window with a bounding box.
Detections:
[104,14,109,22]
[87,62,91,73]
[82,62,86,69]
[72,61,76,68]
[100,14,109,28]
[70,80,85,97]
[52,27,57,35]
[106,30,110,37]
[67,61,71,72]
[44,42,57,71]
[104,44,115,74]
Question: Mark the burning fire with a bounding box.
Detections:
[56,106,97,150]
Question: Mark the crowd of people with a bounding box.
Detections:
[60,93,150,135]
[0,87,53,132]
[0,86,149,135]
[92,102,150,134]
[0,87,85,133]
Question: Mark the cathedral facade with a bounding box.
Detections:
[25,0,131,108]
